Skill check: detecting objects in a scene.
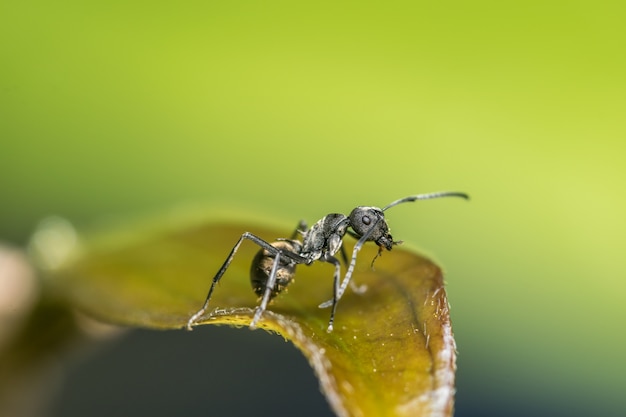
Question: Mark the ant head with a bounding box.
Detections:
[348,192,469,251]
[348,206,395,250]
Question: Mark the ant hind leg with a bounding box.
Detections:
[185,232,290,330]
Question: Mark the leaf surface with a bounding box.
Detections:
[51,216,456,417]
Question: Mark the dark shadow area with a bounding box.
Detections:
[50,326,334,417]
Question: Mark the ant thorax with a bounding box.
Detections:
[301,213,349,263]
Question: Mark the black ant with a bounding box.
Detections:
[185,191,469,332]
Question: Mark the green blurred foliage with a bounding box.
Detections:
[1,1,625,415]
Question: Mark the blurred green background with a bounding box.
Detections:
[2,1,625,416]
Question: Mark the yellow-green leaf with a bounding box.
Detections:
[49,215,456,417]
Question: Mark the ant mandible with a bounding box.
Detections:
[185,191,469,333]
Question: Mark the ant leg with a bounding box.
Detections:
[350,279,368,295]
[290,220,308,239]
[342,232,367,295]
[280,221,308,241]
[250,250,282,329]
[339,244,349,266]
[335,219,380,302]
[317,254,342,332]
[318,219,379,309]
[186,232,294,331]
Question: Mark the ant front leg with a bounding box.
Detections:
[318,220,380,310]
[185,232,285,331]
[337,241,367,294]
[341,235,368,295]
[334,218,380,304]
[319,254,342,333]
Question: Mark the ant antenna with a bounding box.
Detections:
[382,191,469,211]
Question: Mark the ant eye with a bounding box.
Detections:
[362,215,371,225]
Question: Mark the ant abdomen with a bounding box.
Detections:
[250,239,302,299]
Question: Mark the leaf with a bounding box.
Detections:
[49,214,456,417]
